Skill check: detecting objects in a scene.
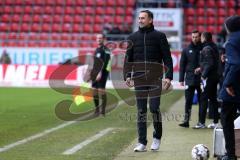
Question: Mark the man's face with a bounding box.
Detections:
[96,34,104,45]
[138,12,152,28]
[201,34,205,43]
[191,33,200,44]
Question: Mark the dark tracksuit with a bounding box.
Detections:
[199,42,220,125]
[91,45,111,114]
[179,42,202,123]
[219,31,240,158]
[123,25,173,145]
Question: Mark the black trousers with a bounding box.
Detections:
[134,79,162,145]
[221,102,240,157]
[199,79,219,124]
[183,85,201,123]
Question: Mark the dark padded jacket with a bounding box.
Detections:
[179,42,202,86]
[123,25,173,81]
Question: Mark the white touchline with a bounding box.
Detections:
[62,128,114,155]
[0,98,131,153]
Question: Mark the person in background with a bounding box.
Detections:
[219,15,240,160]
[0,50,11,64]
[193,32,220,129]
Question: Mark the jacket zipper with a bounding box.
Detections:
[144,32,147,80]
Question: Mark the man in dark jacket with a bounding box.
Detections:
[193,32,220,129]
[219,15,240,160]
[123,10,173,152]
[179,30,202,128]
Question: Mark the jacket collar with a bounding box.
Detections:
[138,24,154,33]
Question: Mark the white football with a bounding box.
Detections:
[191,144,210,160]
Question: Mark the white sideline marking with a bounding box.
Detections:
[0,99,130,153]
[62,128,114,155]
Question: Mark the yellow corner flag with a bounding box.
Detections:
[72,82,93,106]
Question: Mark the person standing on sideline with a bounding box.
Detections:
[193,32,220,129]
[219,15,240,160]
[123,10,173,152]
[179,30,202,128]
[89,34,111,116]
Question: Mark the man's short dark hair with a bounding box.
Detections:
[192,30,201,36]
[202,32,212,42]
[140,10,153,19]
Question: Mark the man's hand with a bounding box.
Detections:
[96,72,102,81]
[163,78,171,90]
[226,86,235,97]
[179,82,184,86]
[126,77,134,87]
[194,67,201,75]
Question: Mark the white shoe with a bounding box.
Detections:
[133,143,147,152]
[207,123,218,129]
[151,138,160,151]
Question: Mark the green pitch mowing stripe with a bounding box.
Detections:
[0,88,183,160]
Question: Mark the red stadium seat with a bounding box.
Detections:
[1,14,10,22]
[106,0,115,6]
[55,6,63,14]
[61,33,71,40]
[52,24,62,32]
[186,8,195,16]
[42,23,51,32]
[206,8,216,17]
[228,8,236,15]
[85,7,95,14]
[65,6,74,14]
[76,0,85,6]
[96,7,105,14]
[96,0,105,6]
[33,15,41,22]
[35,0,45,5]
[75,7,85,14]
[106,7,115,15]
[238,9,240,15]
[24,6,32,14]
[21,23,29,32]
[127,0,135,7]
[86,0,95,6]
[62,24,72,33]
[63,15,73,23]
[95,16,104,24]
[73,24,83,33]
[115,16,124,24]
[228,0,236,7]
[186,25,194,34]
[84,15,94,23]
[218,9,226,16]
[74,15,83,23]
[196,8,204,16]
[126,7,133,15]
[51,33,60,40]
[33,6,42,14]
[12,14,21,23]
[0,23,9,32]
[28,33,38,40]
[104,16,114,23]
[39,33,49,40]
[197,25,205,32]
[217,17,225,25]
[207,25,215,33]
[207,0,215,8]
[53,15,62,23]
[22,14,32,23]
[3,6,12,14]
[80,42,91,48]
[8,33,17,39]
[116,7,124,15]
[125,16,133,24]
[196,0,204,7]
[196,17,204,25]
[93,25,102,33]
[206,17,215,25]
[217,0,226,8]
[42,15,52,23]
[186,16,194,25]
[66,0,76,6]
[56,0,65,5]
[25,0,34,5]
[83,24,92,33]
[167,0,175,8]
[31,23,41,32]
[13,6,23,14]
[45,0,55,5]
[44,6,53,14]
[116,0,125,6]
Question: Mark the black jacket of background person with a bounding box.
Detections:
[90,45,111,80]
[200,42,220,80]
[179,42,202,86]
[123,25,173,81]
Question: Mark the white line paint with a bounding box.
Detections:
[63,128,114,155]
[0,98,130,153]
